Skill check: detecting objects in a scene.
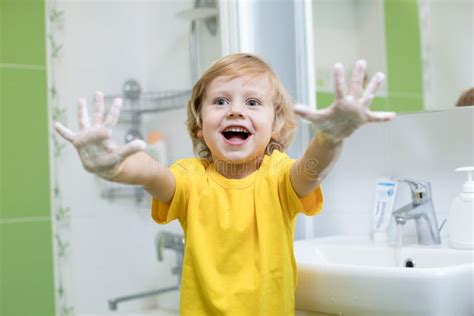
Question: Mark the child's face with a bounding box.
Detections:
[198,74,275,164]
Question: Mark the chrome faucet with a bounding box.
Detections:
[391,178,443,245]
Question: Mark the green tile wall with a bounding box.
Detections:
[0,0,56,315]
[316,0,424,113]
[383,0,424,113]
[1,68,50,219]
[1,0,46,65]
[0,221,55,316]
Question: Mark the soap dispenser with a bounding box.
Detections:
[448,166,474,249]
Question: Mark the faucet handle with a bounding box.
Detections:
[155,231,185,262]
[438,218,447,233]
[391,177,432,203]
[391,177,429,190]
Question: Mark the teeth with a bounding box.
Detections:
[223,127,250,133]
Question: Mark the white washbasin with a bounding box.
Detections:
[294,235,474,316]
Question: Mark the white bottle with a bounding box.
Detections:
[448,166,474,249]
[372,178,398,243]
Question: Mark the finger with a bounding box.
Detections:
[360,94,374,107]
[92,91,105,125]
[104,98,123,128]
[54,122,76,143]
[118,139,146,159]
[293,104,324,123]
[348,59,367,98]
[360,72,385,107]
[77,98,91,130]
[74,127,110,147]
[367,111,396,123]
[333,63,346,101]
[293,104,315,117]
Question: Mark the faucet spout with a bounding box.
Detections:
[108,285,180,311]
[392,202,415,225]
[391,178,441,245]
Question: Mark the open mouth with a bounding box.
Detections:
[221,126,252,143]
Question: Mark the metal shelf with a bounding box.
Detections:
[104,88,191,126]
[99,80,191,204]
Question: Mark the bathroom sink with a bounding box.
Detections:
[294,235,474,316]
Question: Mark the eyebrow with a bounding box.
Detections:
[207,89,266,99]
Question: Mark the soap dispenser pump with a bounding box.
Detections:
[448,166,474,249]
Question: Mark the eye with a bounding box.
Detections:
[247,99,261,107]
[213,97,228,106]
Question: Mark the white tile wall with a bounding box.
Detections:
[70,215,180,312]
[313,107,474,243]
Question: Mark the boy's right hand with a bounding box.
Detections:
[54,91,146,180]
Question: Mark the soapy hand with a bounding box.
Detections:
[54,91,146,180]
[294,60,396,143]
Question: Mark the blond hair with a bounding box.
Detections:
[186,53,297,160]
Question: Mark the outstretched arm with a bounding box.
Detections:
[290,60,396,197]
[54,92,175,203]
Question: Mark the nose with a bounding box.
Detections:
[227,102,245,118]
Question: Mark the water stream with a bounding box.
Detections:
[395,223,404,267]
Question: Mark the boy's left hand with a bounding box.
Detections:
[294,59,396,143]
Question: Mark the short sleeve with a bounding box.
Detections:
[151,159,196,225]
[270,151,324,219]
[280,164,323,218]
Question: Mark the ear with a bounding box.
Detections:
[271,112,279,138]
[197,129,203,138]
[271,120,278,138]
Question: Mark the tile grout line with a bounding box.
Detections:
[0,63,46,70]
[0,216,51,224]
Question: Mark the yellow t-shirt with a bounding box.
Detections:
[151,150,323,316]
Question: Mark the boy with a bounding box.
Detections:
[55,53,394,315]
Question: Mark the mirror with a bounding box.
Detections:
[311,0,473,113]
